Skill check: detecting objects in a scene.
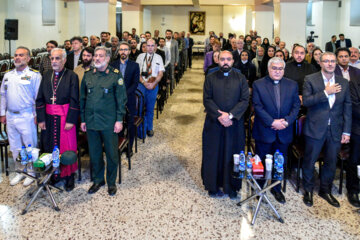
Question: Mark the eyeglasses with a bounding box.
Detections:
[322,60,336,64]
[119,48,129,52]
[270,66,284,71]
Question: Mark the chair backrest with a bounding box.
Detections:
[296,115,306,137]
[135,89,145,117]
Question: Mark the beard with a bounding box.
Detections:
[94,61,107,69]
[82,60,92,68]
[120,54,127,60]
[220,64,231,72]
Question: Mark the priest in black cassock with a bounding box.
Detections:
[202,50,249,199]
[36,48,80,191]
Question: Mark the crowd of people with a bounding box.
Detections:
[201,30,360,210]
[1,26,360,212]
[1,28,193,196]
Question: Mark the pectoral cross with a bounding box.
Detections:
[50,95,56,104]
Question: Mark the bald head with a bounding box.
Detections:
[236,39,244,51]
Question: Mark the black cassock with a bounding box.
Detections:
[36,69,79,155]
[202,69,249,194]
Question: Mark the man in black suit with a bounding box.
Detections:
[97,32,112,48]
[252,57,300,203]
[110,42,140,154]
[65,36,83,70]
[186,32,194,68]
[218,32,226,50]
[232,39,244,68]
[302,52,352,208]
[334,47,360,82]
[348,71,360,207]
[325,35,337,53]
[336,34,352,49]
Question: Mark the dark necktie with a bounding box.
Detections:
[274,82,281,114]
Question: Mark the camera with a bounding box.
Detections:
[141,72,149,78]
[307,31,318,43]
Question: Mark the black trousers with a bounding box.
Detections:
[188,48,192,68]
[255,138,289,192]
[346,133,360,194]
[302,127,341,193]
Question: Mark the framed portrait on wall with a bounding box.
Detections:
[189,11,205,35]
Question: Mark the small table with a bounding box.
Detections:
[236,170,284,225]
[12,164,63,215]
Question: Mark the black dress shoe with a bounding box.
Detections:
[228,190,237,200]
[88,182,105,194]
[270,189,286,204]
[64,174,75,192]
[347,193,360,207]
[147,130,154,137]
[108,185,117,196]
[303,191,313,207]
[319,191,340,208]
[208,190,224,198]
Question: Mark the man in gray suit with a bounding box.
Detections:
[165,29,179,94]
[302,52,352,208]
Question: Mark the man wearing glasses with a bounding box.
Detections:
[111,42,140,155]
[302,52,351,208]
[252,57,301,204]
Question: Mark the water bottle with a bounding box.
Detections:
[20,146,28,166]
[277,153,284,173]
[52,146,60,174]
[26,144,33,163]
[246,152,253,173]
[273,149,280,170]
[274,149,280,161]
[239,151,246,172]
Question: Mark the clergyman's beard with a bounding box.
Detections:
[220,64,231,73]
[82,60,91,68]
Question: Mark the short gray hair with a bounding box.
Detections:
[16,46,31,56]
[51,48,66,60]
[95,46,111,58]
[268,57,286,69]
[111,36,119,41]
[320,52,336,62]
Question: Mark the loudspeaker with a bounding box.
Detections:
[4,19,18,40]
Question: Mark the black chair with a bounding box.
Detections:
[134,89,145,153]
[118,112,131,184]
[0,123,9,176]
[337,144,350,194]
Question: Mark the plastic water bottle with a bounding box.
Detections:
[277,153,284,173]
[52,146,60,174]
[239,151,246,172]
[26,144,33,163]
[246,152,253,173]
[274,149,280,161]
[20,146,28,166]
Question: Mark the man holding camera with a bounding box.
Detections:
[136,39,165,138]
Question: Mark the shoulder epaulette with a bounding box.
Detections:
[29,68,39,73]
[113,68,119,73]
[85,68,91,72]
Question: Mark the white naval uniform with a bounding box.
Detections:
[0,66,42,159]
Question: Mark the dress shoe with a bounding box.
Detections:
[108,185,117,196]
[303,191,313,207]
[347,193,360,208]
[126,149,134,158]
[319,191,340,208]
[208,189,225,198]
[65,174,75,192]
[270,189,286,204]
[146,130,154,137]
[88,181,105,194]
[228,190,237,200]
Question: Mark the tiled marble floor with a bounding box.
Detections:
[0,59,360,240]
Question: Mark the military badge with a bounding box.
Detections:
[118,78,124,85]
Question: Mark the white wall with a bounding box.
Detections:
[338,0,360,49]
[254,11,273,41]
[223,6,247,37]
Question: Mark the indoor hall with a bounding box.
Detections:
[0,58,359,240]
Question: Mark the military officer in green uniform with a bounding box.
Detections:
[80,46,127,196]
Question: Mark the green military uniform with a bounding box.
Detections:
[80,65,127,186]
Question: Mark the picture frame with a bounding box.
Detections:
[189,11,206,35]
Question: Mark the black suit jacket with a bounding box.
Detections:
[334,65,360,82]
[252,76,300,144]
[325,41,336,52]
[188,37,194,50]
[336,39,352,48]
[110,59,140,115]
[350,77,360,135]
[65,51,83,70]
[303,72,352,141]
[97,42,112,48]
[232,49,241,67]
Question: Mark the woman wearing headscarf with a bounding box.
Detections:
[251,46,265,79]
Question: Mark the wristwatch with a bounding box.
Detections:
[229,113,234,120]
